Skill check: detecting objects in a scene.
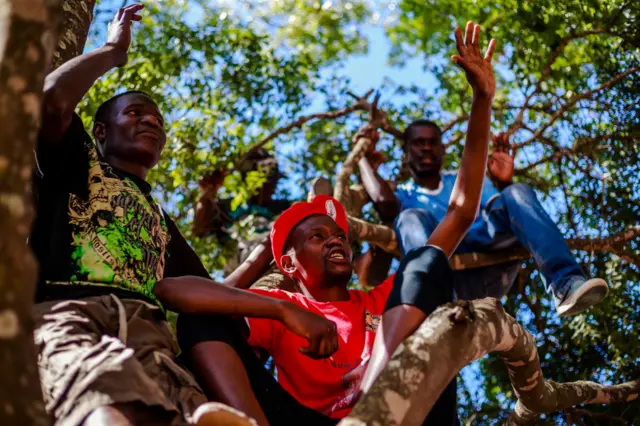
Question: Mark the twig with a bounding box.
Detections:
[442,115,469,135]
[556,157,579,236]
[235,89,374,168]
[516,66,640,149]
[508,29,614,135]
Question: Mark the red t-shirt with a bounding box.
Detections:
[247,275,394,419]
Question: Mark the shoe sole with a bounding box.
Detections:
[557,282,609,317]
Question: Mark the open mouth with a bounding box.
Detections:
[327,248,349,264]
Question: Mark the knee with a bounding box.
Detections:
[399,246,455,302]
[500,183,537,205]
[395,208,430,230]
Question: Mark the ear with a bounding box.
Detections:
[93,122,106,144]
[281,254,297,276]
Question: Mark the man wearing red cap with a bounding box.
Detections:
[156,21,496,426]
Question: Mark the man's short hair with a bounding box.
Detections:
[94,90,156,126]
[403,119,442,150]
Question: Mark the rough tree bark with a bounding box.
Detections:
[338,299,639,426]
[0,0,60,424]
[50,0,95,70]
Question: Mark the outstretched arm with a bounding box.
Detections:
[155,276,338,358]
[426,22,496,257]
[41,4,142,145]
[355,126,402,221]
[359,21,496,396]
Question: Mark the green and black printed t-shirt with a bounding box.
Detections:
[31,114,209,306]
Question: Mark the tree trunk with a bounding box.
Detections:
[339,299,639,426]
[0,0,60,424]
[50,0,95,70]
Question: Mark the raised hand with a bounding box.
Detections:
[106,3,144,66]
[487,132,516,184]
[198,169,228,193]
[353,124,380,152]
[280,302,339,359]
[452,21,496,98]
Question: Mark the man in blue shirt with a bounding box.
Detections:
[357,120,608,317]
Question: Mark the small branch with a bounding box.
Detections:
[516,66,640,148]
[351,96,404,140]
[508,29,614,135]
[442,115,469,135]
[556,158,579,235]
[235,89,374,168]
[566,225,640,253]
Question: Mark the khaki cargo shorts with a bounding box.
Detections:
[34,295,207,426]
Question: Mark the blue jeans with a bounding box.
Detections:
[395,183,585,299]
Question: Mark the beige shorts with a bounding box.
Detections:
[34,295,207,426]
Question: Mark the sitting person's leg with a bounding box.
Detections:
[361,245,458,425]
[34,296,204,426]
[177,314,337,426]
[394,208,440,254]
[487,183,608,315]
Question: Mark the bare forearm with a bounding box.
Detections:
[155,276,285,319]
[429,94,493,256]
[450,93,493,219]
[358,157,400,220]
[41,45,125,143]
[224,239,274,289]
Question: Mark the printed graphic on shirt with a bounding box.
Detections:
[364,310,381,332]
[65,141,169,304]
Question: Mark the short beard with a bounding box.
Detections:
[409,163,440,179]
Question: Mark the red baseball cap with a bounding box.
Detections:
[271,194,349,274]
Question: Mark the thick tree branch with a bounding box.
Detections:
[338,299,639,426]
[0,0,61,424]
[51,0,96,70]
[334,136,374,215]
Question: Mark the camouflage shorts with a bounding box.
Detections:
[34,295,207,426]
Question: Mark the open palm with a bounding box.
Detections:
[452,22,496,98]
[488,132,517,184]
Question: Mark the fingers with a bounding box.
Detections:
[464,21,473,47]
[451,55,469,73]
[484,38,496,61]
[454,26,465,56]
[121,3,144,22]
[300,336,320,358]
[472,24,481,55]
[510,142,518,158]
